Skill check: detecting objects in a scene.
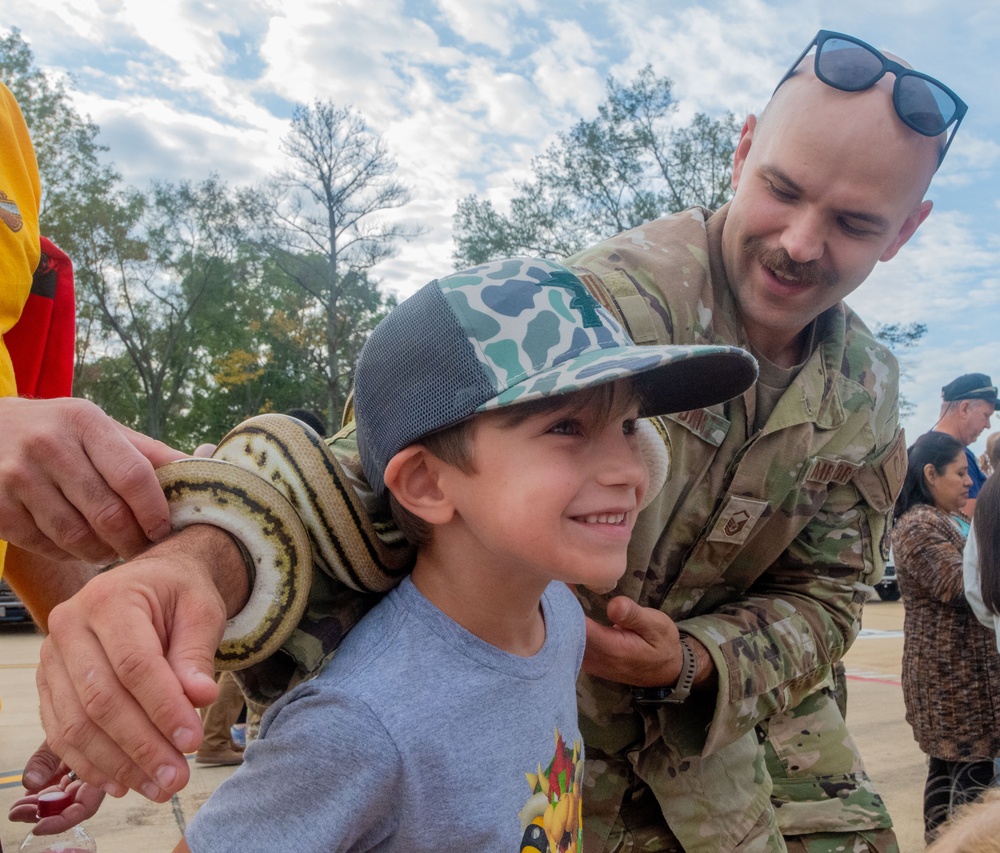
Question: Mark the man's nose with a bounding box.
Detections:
[780,208,825,264]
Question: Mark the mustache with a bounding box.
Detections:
[743,237,834,288]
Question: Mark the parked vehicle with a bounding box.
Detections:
[0,577,31,624]
[873,550,900,602]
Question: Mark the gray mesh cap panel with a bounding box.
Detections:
[354,283,496,494]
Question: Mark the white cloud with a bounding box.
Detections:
[435,0,540,50]
[852,211,1000,326]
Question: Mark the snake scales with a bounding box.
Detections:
[154,411,669,671]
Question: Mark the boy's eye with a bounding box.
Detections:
[548,418,582,436]
[622,418,638,436]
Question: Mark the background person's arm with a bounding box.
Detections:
[2,545,99,632]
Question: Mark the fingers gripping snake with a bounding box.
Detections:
[155,412,670,671]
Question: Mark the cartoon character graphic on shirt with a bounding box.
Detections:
[519,729,584,852]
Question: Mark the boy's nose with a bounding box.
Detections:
[596,430,649,494]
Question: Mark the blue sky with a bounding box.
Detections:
[4,0,998,456]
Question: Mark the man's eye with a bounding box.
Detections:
[767,181,796,202]
[622,418,638,436]
[839,219,874,238]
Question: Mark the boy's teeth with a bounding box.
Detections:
[583,513,625,524]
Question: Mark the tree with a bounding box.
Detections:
[75,178,264,447]
[874,321,928,418]
[453,66,740,267]
[256,101,422,427]
[0,28,122,257]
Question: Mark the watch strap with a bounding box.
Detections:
[631,634,697,706]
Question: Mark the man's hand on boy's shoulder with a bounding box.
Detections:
[34,524,248,801]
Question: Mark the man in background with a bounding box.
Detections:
[931,373,996,516]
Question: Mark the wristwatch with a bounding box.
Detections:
[631,635,697,705]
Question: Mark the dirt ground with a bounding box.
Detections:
[843,597,926,853]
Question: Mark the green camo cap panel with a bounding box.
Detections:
[436,258,634,397]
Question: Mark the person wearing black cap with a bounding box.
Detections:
[933,373,997,515]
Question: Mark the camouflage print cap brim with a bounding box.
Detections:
[436,259,758,417]
[353,257,758,494]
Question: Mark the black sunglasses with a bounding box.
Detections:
[774,30,967,164]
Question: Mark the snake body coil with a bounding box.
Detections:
[155,414,412,669]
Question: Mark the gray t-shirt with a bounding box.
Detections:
[186,576,586,851]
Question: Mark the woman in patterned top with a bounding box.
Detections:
[893,431,1000,844]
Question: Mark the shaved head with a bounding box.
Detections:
[760,61,941,196]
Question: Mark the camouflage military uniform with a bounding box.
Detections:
[566,206,905,852]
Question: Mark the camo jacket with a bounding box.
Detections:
[565,206,905,851]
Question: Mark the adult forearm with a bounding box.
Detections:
[680,559,865,756]
[150,524,250,618]
[3,545,99,633]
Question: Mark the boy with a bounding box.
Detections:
[176,257,756,851]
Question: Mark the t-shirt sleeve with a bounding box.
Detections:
[185,685,403,853]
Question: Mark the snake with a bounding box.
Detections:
[155,413,413,669]
[154,411,670,671]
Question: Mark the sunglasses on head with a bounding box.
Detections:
[774,30,967,164]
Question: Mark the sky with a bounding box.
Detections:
[3,0,999,457]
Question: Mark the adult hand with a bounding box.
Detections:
[582,596,686,687]
[35,524,248,801]
[0,396,187,563]
[9,751,106,834]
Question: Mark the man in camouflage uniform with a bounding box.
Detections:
[30,30,964,853]
[554,32,959,852]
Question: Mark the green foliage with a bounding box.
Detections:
[73,178,258,445]
[453,66,740,267]
[874,322,928,418]
[254,100,420,418]
[0,28,121,256]
[2,32,405,446]
[873,322,928,351]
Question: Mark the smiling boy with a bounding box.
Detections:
[175,257,756,852]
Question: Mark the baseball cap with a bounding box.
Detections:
[354,257,758,495]
[941,373,998,409]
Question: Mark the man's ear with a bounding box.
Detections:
[383,445,455,525]
[881,199,933,262]
[731,114,757,191]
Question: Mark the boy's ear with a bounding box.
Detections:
[383,445,456,525]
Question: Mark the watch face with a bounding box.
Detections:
[631,686,683,705]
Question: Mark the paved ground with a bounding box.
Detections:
[0,597,926,852]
